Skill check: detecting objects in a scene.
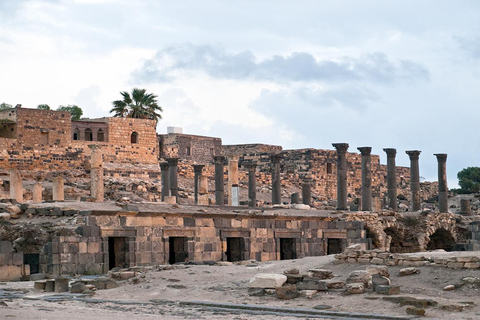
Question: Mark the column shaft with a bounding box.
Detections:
[357,147,372,211]
[406,150,421,211]
[248,164,257,207]
[332,143,349,210]
[435,153,448,212]
[167,158,179,202]
[160,162,170,201]
[271,154,282,205]
[214,156,225,206]
[383,148,397,211]
[193,165,205,205]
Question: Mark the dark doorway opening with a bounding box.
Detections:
[24,253,40,274]
[226,237,245,262]
[169,237,188,264]
[327,238,343,254]
[427,228,455,251]
[108,237,127,270]
[280,238,297,260]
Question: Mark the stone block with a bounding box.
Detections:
[375,285,400,295]
[399,267,419,276]
[456,256,480,263]
[285,274,304,284]
[0,241,13,253]
[346,283,365,294]
[307,269,333,279]
[447,261,465,269]
[406,307,425,316]
[275,285,299,300]
[366,265,390,277]
[370,257,384,265]
[45,279,55,292]
[34,281,46,291]
[12,253,23,266]
[296,279,328,291]
[94,277,119,290]
[464,262,480,269]
[324,279,345,289]
[346,270,371,287]
[248,273,287,288]
[299,290,318,299]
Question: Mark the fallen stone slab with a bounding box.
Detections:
[285,274,303,284]
[346,270,371,287]
[372,274,391,288]
[398,267,419,276]
[323,279,345,289]
[366,265,390,278]
[406,307,425,316]
[94,277,119,290]
[249,273,287,289]
[296,279,328,291]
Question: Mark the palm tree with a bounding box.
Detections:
[110,88,163,122]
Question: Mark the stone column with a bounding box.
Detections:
[214,156,225,206]
[9,169,23,203]
[193,165,205,205]
[271,154,282,205]
[302,181,311,206]
[52,176,64,201]
[167,158,179,202]
[435,153,448,213]
[383,148,397,211]
[33,182,43,203]
[198,175,209,205]
[357,147,372,211]
[160,162,170,201]
[247,163,257,207]
[291,193,300,204]
[90,146,104,202]
[406,150,421,211]
[460,199,471,215]
[332,143,349,210]
[228,158,239,206]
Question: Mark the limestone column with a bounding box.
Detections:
[9,169,23,203]
[302,181,311,206]
[460,199,471,215]
[214,156,225,206]
[160,162,170,201]
[167,158,179,202]
[247,163,257,207]
[227,158,239,206]
[271,154,282,205]
[90,146,104,202]
[332,143,349,210]
[193,165,205,205]
[357,147,372,211]
[52,176,64,201]
[383,148,397,211]
[32,182,43,203]
[406,150,421,211]
[435,153,448,213]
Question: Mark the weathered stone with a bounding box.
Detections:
[323,279,345,289]
[366,265,390,278]
[110,271,136,280]
[399,267,419,276]
[447,261,465,269]
[372,274,391,288]
[275,285,299,300]
[375,285,400,295]
[296,279,328,291]
[54,277,70,293]
[346,283,365,294]
[299,290,318,299]
[443,285,455,291]
[33,281,46,291]
[248,273,287,289]
[284,268,299,275]
[346,270,371,287]
[456,256,479,263]
[70,282,87,293]
[94,277,119,290]
[463,262,480,269]
[248,288,265,296]
[307,269,333,279]
[285,274,304,284]
[406,307,426,316]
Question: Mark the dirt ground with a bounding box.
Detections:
[1,254,480,319]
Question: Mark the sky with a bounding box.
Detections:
[1,0,480,187]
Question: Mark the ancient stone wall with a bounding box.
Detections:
[159,133,222,163]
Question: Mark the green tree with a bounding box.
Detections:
[457,167,480,194]
[57,105,83,121]
[110,88,163,122]
[37,104,51,110]
[0,103,12,110]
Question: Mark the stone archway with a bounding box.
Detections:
[365,226,380,250]
[384,227,404,253]
[426,228,455,251]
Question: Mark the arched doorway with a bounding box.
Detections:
[365,227,379,249]
[85,128,93,141]
[427,228,455,251]
[384,227,403,253]
[131,131,138,143]
[97,129,104,142]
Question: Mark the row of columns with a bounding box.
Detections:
[160,155,312,207]
[332,143,449,212]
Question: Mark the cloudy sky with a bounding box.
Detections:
[1,0,480,187]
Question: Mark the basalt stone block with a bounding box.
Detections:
[375,285,400,295]
[307,269,333,279]
[275,285,299,300]
[296,279,328,291]
[285,274,304,284]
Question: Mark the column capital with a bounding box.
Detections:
[357,146,372,156]
[406,150,421,160]
[159,162,169,170]
[213,155,226,165]
[245,163,257,171]
[434,153,447,162]
[166,157,179,166]
[270,153,283,163]
[332,143,349,153]
[193,164,205,173]
[383,148,397,157]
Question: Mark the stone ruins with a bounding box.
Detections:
[0,106,478,283]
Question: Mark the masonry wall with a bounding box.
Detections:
[159,133,222,163]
